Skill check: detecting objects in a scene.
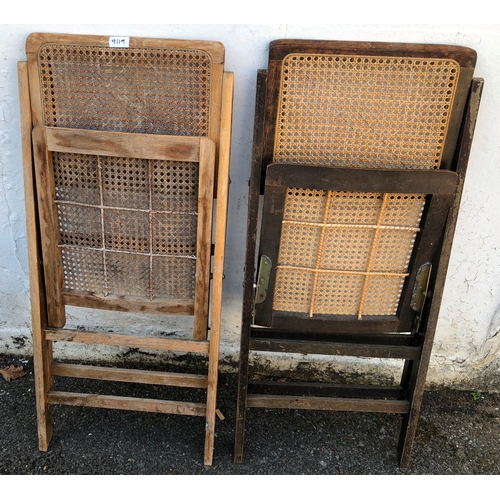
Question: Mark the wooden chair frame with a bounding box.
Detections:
[19,33,233,466]
[234,40,483,469]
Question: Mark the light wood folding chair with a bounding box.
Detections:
[18,33,233,465]
[234,39,483,469]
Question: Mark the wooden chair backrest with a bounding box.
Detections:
[26,34,226,339]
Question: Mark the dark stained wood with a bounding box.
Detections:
[235,41,482,471]
[397,78,484,470]
[250,328,421,345]
[234,70,268,463]
[248,380,404,399]
[51,363,208,388]
[263,40,476,179]
[45,126,201,162]
[252,184,286,326]
[47,391,207,417]
[264,313,401,333]
[19,61,54,450]
[249,338,420,359]
[44,328,210,354]
[266,165,458,194]
[247,394,410,413]
[268,39,477,67]
[254,165,458,331]
[193,137,216,340]
[397,194,456,329]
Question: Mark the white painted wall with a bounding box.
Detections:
[1,24,499,389]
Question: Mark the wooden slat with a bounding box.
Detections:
[208,61,224,177]
[47,391,207,417]
[246,394,410,413]
[234,70,268,464]
[26,33,225,64]
[248,380,404,399]
[249,338,420,359]
[51,363,208,388]
[44,127,201,162]
[268,39,477,67]
[32,126,66,327]
[269,313,401,334]
[63,292,194,315]
[44,328,210,354]
[250,328,417,345]
[266,165,459,195]
[397,78,484,470]
[19,60,54,450]
[204,71,234,466]
[193,138,216,340]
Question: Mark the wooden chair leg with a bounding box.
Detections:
[397,356,426,469]
[234,321,251,463]
[204,321,221,466]
[33,332,54,451]
[203,70,233,466]
[19,60,54,452]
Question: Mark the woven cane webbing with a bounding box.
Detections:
[273,189,425,317]
[37,44,211,135]
[54,151,198,300]
[274,54,460,169]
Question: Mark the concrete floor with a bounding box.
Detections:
[1,353,499,475]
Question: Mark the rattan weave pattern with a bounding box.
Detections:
[275,54,460,169]
[38,44,212,135]
[53,151,198,300]
[274,189,425,317]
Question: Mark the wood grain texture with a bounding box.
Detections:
[234,41,480,470]
[268,39,477,67]
[45,127,201,161]
[249,338,420,359]
[18,61,54,450]
[24,32,232,466]
[248,380,404,399]
[397,78,484,470]
[47,391,207,417]
[44,328,210,354]
[204,71,234,465]
[51,363,208,388]
[247,394,410,413]
[265,165,458,194]
[234,70,268,464]
[26,33,225,63]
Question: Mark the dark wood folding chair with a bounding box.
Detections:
[18,33,233,465]
[234,39,483,469]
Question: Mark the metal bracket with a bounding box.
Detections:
[252,255,272,325]
[254,255,272,305]
[411,262,432,333]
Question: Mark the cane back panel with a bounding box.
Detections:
[27,34,224,138]
[54,152,200,299]
[254,41,476,331]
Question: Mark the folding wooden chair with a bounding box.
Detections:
[18,33,233,465]
[234,39,483,469]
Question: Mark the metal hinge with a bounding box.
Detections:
[411,262,432,334]
[252,255,272,324]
